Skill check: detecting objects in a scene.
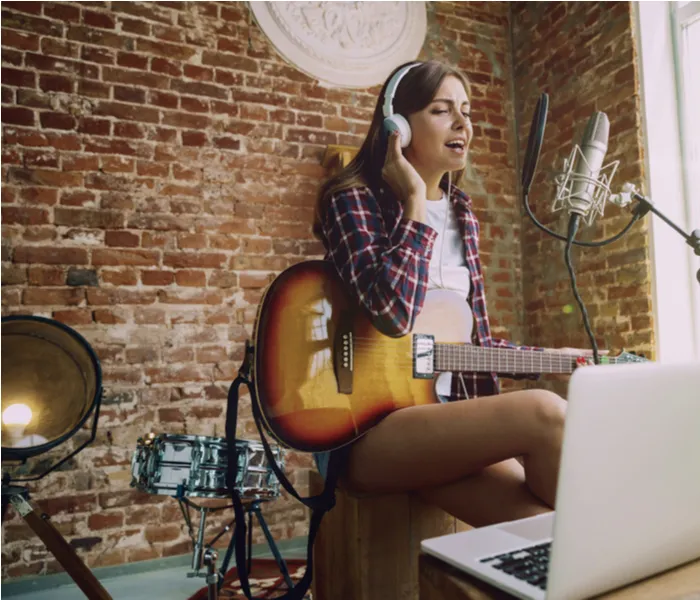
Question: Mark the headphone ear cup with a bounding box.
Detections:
[382,114,412,148]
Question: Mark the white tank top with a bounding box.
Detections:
[425,191,473,397]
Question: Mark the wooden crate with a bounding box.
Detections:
[310,469,471,600]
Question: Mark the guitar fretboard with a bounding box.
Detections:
[434,344,602,374]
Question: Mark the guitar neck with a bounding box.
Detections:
[434,345,582,375]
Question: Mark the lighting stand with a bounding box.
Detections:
[1,480,112,600]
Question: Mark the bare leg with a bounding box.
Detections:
[344,389,566,509]
[415,459,552,527]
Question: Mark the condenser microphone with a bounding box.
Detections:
[552,111,619,228]
[568,112,610,216]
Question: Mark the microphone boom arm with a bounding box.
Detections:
[627,188,700,285]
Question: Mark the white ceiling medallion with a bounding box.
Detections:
[248,1,427,88]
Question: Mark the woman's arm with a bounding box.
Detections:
[322,186,437,337]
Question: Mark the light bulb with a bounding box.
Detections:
[3,403,33,426]
[2,403,33,446]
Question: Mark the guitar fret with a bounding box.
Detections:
[435,344,577,375]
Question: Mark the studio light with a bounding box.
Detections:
[1,315,101,467]
[1,315,112,599]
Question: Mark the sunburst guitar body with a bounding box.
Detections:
[252,260,645,453]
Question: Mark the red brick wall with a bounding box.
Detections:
[511,1,654,395]
[1,0,650,578]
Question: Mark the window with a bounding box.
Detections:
[636,1,700,361]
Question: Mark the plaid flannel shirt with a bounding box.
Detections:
[320,183,539,400]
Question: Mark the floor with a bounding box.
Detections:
[2,536,307,600]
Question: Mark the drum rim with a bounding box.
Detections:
[1,315,103,459]
[142,433,280,452]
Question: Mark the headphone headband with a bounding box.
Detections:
[382,62,421,119]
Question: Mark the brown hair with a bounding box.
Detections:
[313,60,472,239]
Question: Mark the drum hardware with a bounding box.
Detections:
[131,432,292,589]
[202,547,219,600]
[177,495,293,590]
[1,316,112,600]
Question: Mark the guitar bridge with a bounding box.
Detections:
[333,311,353,394]
[413,334,435,379]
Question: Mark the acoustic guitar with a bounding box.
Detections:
[252,260,645,453]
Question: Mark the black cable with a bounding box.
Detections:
[524,191,643,247]
[565,215,600,364]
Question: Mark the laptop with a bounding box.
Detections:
[421,361,700,600]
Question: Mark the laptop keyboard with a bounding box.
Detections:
[479,541,552,590]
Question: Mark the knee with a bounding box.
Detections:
[528,389,566,439]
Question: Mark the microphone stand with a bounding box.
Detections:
[630,191,700,285]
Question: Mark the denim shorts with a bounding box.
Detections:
[313,394,450,479]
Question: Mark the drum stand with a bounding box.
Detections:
[178,496,294,592]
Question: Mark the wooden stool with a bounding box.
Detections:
[310,469,471,600]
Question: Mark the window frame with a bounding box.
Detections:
[635,1,700,362]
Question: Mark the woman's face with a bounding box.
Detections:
[404,75,473,175]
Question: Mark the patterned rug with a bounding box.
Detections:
[187,558,310,600]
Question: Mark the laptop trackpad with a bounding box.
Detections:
[498,513,554,542]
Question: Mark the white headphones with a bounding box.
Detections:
[382,62,421,149]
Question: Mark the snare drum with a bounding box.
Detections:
[131,434,284,500]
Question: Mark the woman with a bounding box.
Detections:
[313,60,569,526]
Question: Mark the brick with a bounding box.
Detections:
[114,85,146,104]
[113,122,145,139]
[23,288,84,306]
[41,38,80,59]
[2,107,35,126]
[92,248,160,266]
[60,190,97,206]
[66,267,98,286]
[53,308,93,325]
[144,524,182,543]
[88,512,124,530]
[84,10,116,29]
[67,24,134,51]
[116,51,148,70]
[2,206,50,225]
[39,74,74,93]
[181,130,207,147]
[19,187,58,205]
[93,308,126,324]
[54,208,124,229]
[40,112,77,130]
[10,168,83,188]
[1,29,39,51]
[23,149,59,168]
[93,100,160,123]
[1,264,27,285]
[44,2,81,22]
[81,45,115,65]
[100,267,137,285]
[87,288,157,305]
[14,246,89,265]
[151,56,182,77]
[111,2,173,25]
[141,269,174,285]
[77,117,111,135]
[1,67,36,88]
[2,11,64,37]
[163,252,226,269]
[27,265,65,286]
[174,269,205,286]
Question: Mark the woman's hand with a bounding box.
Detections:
[382,131,427,222]
[552,347,610,356]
